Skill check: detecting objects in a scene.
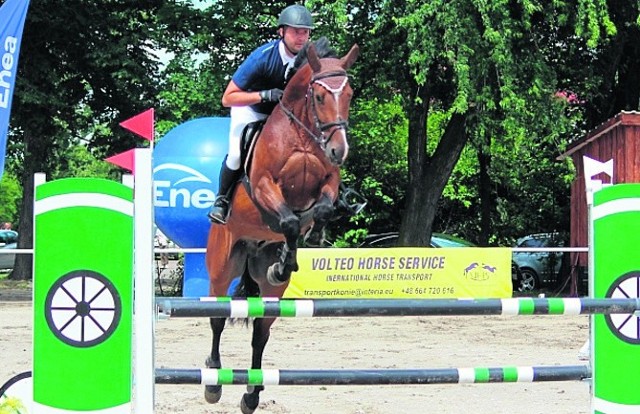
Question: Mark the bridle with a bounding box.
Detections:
[279,69,351,151]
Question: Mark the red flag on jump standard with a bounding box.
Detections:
[119,108,154,141]
[105,149,135,173]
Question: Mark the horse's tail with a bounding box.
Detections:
[229,264,259,327]
[232,264,260,298]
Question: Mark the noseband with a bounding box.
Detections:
[279,69,350,151]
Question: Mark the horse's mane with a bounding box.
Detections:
[285,36,337,82]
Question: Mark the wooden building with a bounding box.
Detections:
[558,111,640,272]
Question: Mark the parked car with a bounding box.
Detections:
[0,229,18,245]
[361,232,474,248]
[0,242,16,270]
[362,232,522,288]
[512,233,565,292]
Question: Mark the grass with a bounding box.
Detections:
[0,271,32,290]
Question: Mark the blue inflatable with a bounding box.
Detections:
[153,117,230,297]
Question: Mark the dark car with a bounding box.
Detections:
[361,232,474,249]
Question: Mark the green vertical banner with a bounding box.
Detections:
[592,183,640,414]
[33,178,133,413]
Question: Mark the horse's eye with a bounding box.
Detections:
[315,94,323,104]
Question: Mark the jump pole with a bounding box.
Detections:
[156,365,591,386]
[156,297,640,318]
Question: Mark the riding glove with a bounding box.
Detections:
[259,88,284,103]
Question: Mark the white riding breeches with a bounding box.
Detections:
[226,106,269,171]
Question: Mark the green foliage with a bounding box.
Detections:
[1,0,633,255]
[327,96,408,245]
[51,145,119,180]
[0,173,21,226]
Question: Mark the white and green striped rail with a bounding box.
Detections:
[156,297,640,318]
[155,365,591,386]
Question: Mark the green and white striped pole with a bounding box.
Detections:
[592,183,640,414]
[33,175,134,413]
[156,365,591,385]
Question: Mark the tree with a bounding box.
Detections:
[308,0,616,247]
[5,0,200,279]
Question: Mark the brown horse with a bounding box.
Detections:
[204,40,359,413]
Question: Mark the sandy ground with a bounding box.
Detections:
[0,298,592,414]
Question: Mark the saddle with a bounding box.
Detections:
[240,120,265,176]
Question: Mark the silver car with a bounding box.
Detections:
[0,230,18,270]
[512,233,564,292]
[0,242,16,270]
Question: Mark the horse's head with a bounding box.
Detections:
[282,40,359,167]
[305,43,359,166]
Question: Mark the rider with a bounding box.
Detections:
[207,4,313,224]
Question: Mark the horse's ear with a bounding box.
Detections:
[308,43,321,73]
[340,44,360,71]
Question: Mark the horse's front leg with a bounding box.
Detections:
[266,217,299,285]
[304,193,334,247]
[253,175,300,285]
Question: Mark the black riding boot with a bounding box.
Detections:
[207,162,242,224]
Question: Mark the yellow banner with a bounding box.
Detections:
[284,247,512,299]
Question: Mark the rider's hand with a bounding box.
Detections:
[259,88,284,103]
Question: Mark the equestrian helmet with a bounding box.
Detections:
[278,5,314,29]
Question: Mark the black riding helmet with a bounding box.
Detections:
[277,4,314,29]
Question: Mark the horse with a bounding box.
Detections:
[204,39,359,414]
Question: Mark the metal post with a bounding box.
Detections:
[133,148,156,413]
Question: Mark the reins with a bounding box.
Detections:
[279,69,350,150]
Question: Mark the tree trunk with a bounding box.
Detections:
[9,127,45,281]
[399,111,469,246]
[477,146,492,246]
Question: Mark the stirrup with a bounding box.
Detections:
[207,197,229,224]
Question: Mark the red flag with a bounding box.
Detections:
[105,149,136,173]
[120,108,154,141]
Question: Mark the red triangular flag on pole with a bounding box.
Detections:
[105,149,136,173]
[120,108,154,141]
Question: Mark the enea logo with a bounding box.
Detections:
[153,163,215,210]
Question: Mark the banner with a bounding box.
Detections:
[0,0,30,180]
[284,247,513,299]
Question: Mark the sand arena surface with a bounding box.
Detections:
[1,301,591,413]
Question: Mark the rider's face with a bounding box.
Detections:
[281,27,311,55]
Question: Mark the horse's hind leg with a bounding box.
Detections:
[204,317,226,403]
[240,249,289,413]
[240,317,277,414]
[204,226,248,404]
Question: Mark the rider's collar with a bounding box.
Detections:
[279,40,297,67]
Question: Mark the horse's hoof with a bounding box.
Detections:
[204,385,222,404]
[304,230,323,247]
[240,393,259,414]
[266,264,286,286]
